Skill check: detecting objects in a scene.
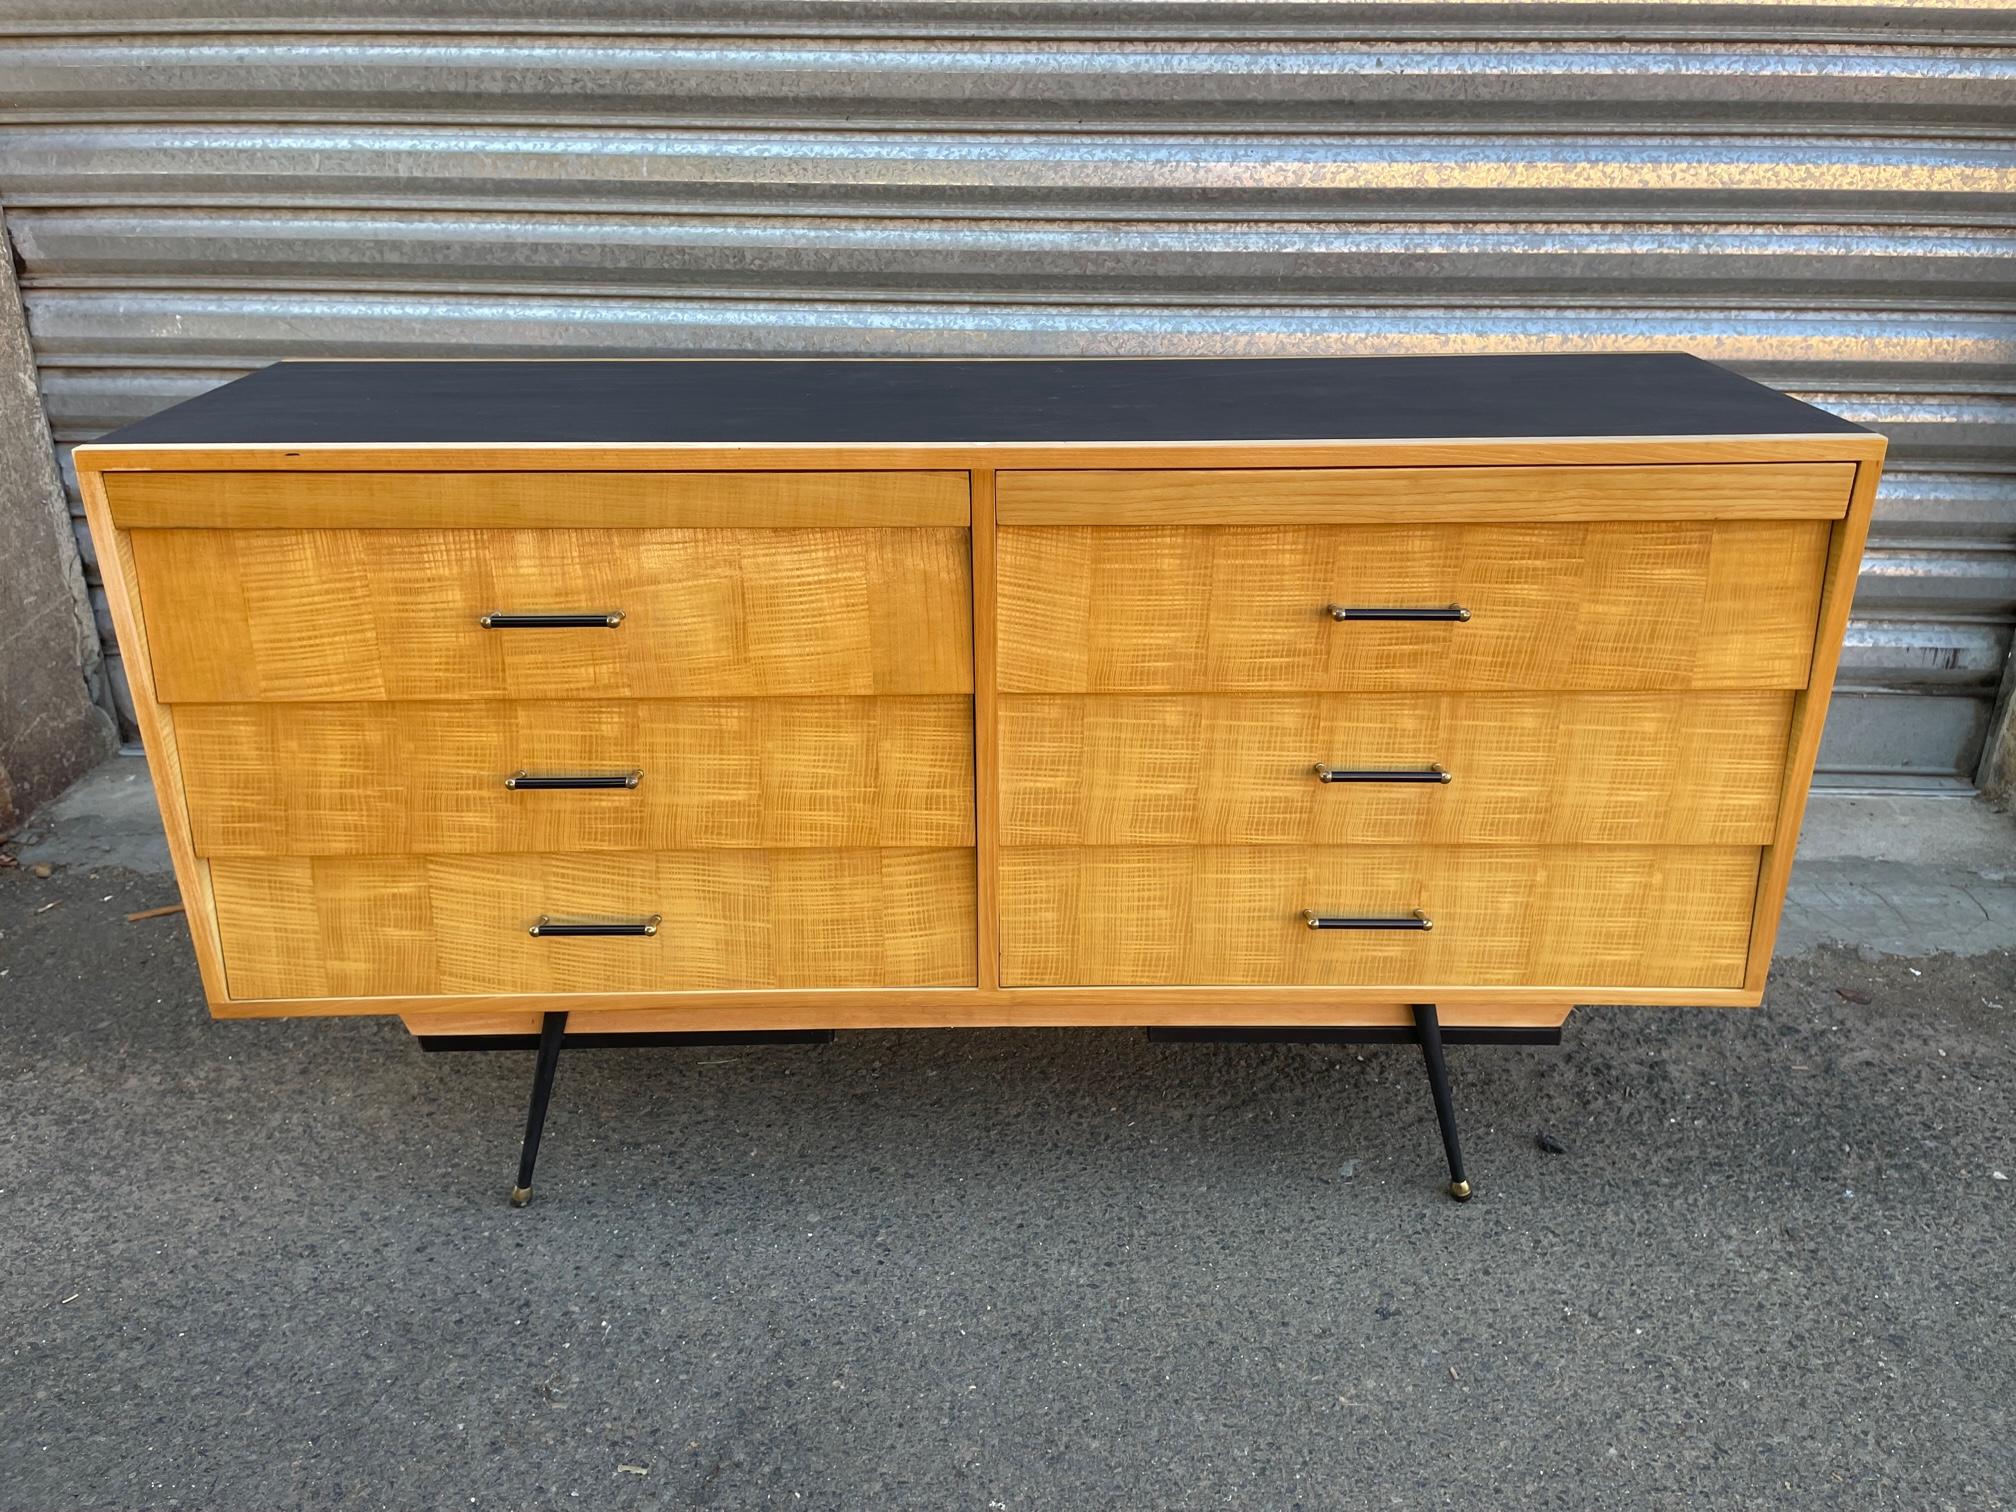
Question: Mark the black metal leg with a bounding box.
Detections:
[509,1011,567,1207]
[1413,1003,1472,1201]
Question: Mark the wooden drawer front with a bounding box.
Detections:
[1000,693,1792,847]
[132,527,972,702]
[210,849,976,999]
[104,470,969,529]
[177,697,974,857]
[997,522,1827,692]
[997,463,1856,526]
[999,847,1759,989]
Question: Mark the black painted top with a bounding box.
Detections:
[94,354,1862,448]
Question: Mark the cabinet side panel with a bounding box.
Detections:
[75,460,235,1009]
[1743,450,1885,990]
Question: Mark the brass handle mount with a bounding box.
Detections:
[1325,604,1469,623]
[505,771,643,791]
[1313,763,1451,785]
[1302,908,1433,932]
[480,611,625,629]
[528,914,661,938]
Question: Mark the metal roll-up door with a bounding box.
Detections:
[1,3,2010,787]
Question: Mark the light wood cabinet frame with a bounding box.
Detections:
[77,429,1885,1035]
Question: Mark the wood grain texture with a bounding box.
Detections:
[999,692,1792,847]
[74,471,235,1006]
[970,468,1003,992]
[999,846,1760,989]
[131,527,973,702]
[210,848,976,999]
[106,469,970,529]
[998,522,1828,693]
[996,463,1855,525]
[1744,448,1885,990]
[77,405,1880,1027]
[175,697,973,856]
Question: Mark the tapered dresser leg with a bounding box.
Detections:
[509,1011,568,1207]
[1412,1004,1471,1201]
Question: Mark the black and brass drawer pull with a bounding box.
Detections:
[1302,908,1434,932]
[479,611,625,629]
[528,914,661,938]
[504,770,643,791]
[1313,763,1451,785]
[1325,604,1470,622]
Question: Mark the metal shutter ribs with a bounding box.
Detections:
[1,7,2009,786]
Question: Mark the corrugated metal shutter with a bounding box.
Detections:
[2,3,2010,787]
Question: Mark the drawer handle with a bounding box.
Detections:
[528,914,660,938]
[480,611,625,629]
[1302,908,1433,932]
[505,770,643,791]
[1326,603,1470,623]
[1314,763,1451,785]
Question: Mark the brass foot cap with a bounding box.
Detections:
[1448,1179,1473,1202]
[508,1185,533,1207]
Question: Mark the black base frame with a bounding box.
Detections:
[1149,1009,1560,1202]
[420,1007,1556,1205]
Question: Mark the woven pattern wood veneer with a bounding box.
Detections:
[999,845,1760,988]
[998,691,1793,847]
[210,848,977,998]
[133,527,973,702]
[177,696,974,855]
[73,356,1879,1026]
[997,522,1828,692]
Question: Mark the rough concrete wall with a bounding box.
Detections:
[0,206,113,834]
[1980,654,2016,806]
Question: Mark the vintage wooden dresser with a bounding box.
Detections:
[77,354,1884,1201]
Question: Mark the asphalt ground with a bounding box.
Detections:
[2,853,2011,1511]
